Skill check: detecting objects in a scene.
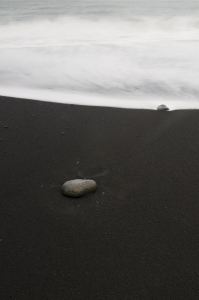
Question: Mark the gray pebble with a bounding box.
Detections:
[62,179,97,197]
[157,104,169,111]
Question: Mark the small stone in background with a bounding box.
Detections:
[157,104,169,111]
[62,179,97,198]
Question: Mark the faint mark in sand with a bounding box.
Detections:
[77,169,110,179]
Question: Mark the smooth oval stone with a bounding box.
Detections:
[157,104,169,111]
[62,179,97,197]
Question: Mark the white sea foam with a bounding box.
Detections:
[1,16,199,46]
[0,15,199,109]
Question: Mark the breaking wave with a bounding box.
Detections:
[0,15,199,108]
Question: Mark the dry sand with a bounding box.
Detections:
[1,96,199,299]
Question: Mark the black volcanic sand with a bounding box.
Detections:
[1,96,199,300]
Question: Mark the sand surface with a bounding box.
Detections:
[1,96,199,299]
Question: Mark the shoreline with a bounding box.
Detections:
[1,87,199,110]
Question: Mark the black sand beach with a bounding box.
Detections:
[1,96,199,299]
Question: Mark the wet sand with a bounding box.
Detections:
[1,96,199,299]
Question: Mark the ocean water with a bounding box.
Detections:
[1,0,199,109]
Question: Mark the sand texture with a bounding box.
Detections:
[1,96,199,299]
